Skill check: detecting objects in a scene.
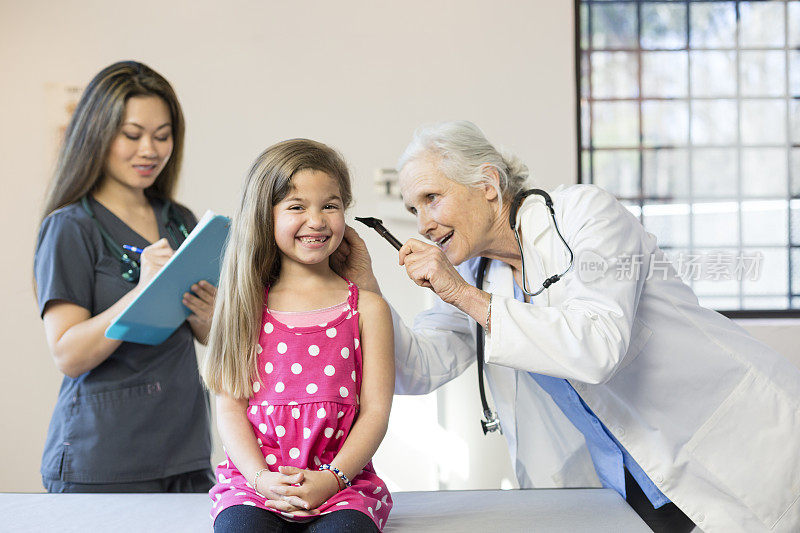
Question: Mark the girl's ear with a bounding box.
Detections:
[482,164,500,202]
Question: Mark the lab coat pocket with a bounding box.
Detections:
[685,368,800,529]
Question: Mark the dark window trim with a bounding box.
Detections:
[573,0,798,320]
[722,309,800,319]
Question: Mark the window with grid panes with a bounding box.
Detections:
[577,0,800,315]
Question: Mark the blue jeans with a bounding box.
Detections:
[214,505,379,533]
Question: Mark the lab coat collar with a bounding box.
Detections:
[515,192,551,246]
[515,194,552,306]
[483,255,514,296]
[468,193,552,303]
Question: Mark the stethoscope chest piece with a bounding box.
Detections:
[481,410,502,434]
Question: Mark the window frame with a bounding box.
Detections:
[573,0,800,319]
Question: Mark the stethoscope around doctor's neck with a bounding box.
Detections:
[80,195,190,283]
[475,188,574,434]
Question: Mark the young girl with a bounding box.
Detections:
[202,139,394,532]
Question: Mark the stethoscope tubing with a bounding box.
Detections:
[80,195,189,282]
[476,189,575,433]
[513,206,574,297]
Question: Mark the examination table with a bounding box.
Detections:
[0,488,650,532]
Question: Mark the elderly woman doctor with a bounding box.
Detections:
[335,121,800,533]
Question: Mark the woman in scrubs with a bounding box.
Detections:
[34,61,214,493]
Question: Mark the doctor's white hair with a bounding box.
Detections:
[397,120,531,209]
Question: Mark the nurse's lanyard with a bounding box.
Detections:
[357,189,574,435]
[474,189,574,434]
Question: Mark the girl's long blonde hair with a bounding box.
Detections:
[202,139,352,398]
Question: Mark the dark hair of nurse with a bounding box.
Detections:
[42,60,185,220]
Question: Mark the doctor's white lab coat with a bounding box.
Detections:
[391,184,800,533]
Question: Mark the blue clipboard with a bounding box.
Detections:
[105,211,231,345]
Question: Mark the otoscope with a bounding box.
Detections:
[354,217,403,251]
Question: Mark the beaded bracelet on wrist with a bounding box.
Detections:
[253,468,269,497]
[319,463,352,487]
[321,467,344,490]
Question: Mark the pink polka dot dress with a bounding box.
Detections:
[210,281,392,530]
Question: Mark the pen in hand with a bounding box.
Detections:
[122,245,144,254]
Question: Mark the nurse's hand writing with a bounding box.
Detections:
[331,225,382,294]
[137,238,174,287]
[399,238,470,304]
[268,466,338,514]
[184,280,217,344]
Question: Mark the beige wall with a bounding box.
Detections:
[0,0,578,492]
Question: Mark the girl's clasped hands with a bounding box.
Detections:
[257,465,339,514]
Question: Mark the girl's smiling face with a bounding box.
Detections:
[272,169,346,267]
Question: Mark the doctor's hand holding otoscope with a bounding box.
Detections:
[335,217,473,315]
